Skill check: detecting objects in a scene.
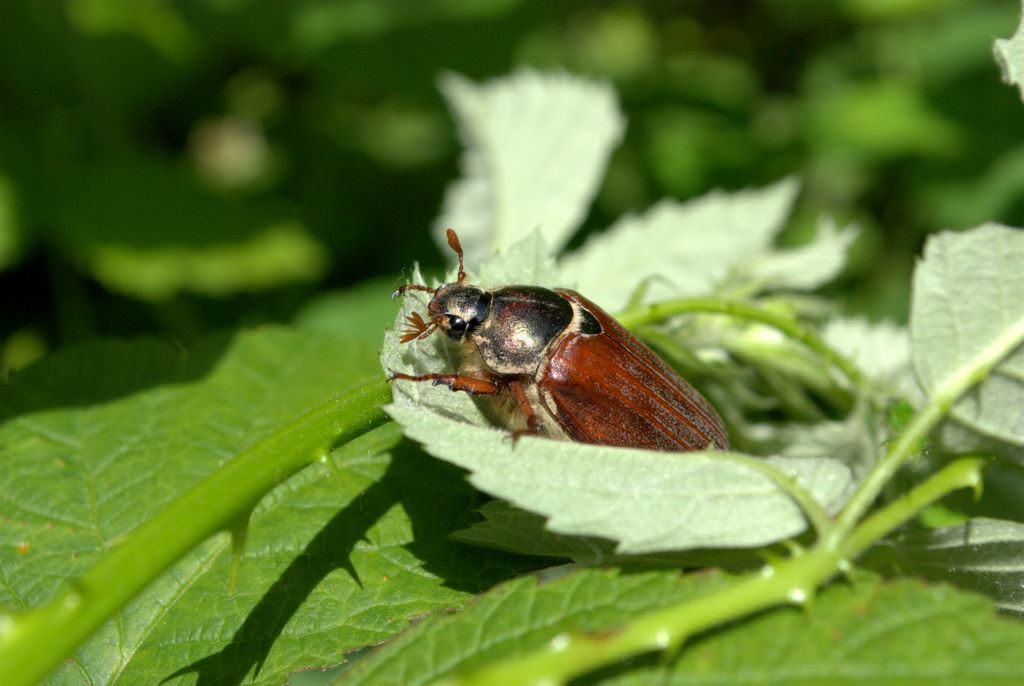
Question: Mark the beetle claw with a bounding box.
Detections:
[507,423,541,447]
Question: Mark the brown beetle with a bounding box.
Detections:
[390,229,729,451]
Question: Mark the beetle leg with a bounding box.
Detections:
[507,380,542,434]
[389,371,501,396]
[392,283,436,299]
[505,379,544,446]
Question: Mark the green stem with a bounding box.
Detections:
[829,317,1024,543]
[842,457,986,559]
[617,298,864,390]
[439,457,986,686]
[727,336,852,413]
[0,379,392,686]
[437,554,837,686]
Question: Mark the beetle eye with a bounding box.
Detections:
[446,315,468,333]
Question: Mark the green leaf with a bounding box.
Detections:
[994,6,1024,102]
[903,4,1019,85]
[335,568,729,686]
[434,70,625,264]
[0,330,527,685]
[87,223,326,301]
[45,156,328,300]
[294,277,400,345]
[911,224,1024,448]
[920,145,1024,231]
[807,80,961,160]
[874,518,1024,615]
[288,0,524,51]
[336,569,1024,686]
[66,0,199,64]
[559,178,800,312]
[0,173,23,270]
[841,0,959,22]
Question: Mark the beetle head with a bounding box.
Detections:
[397,228,489,343]
[428,284,492,341]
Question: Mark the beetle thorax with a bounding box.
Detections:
[469,286,575,376]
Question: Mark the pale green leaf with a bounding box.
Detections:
[559,178,800,311]
[756,400,883,481]
[994,7,1024,102]
[385,403,851,554]
[876,518,1024,615]
[911,224,1024,448]
[736,218,859,292]
[464,229,560,288]
[823,315,920,402]
[434,70,624,264]
[935,420,1024,462]
[452,500,615,562]
[451,500,763,569]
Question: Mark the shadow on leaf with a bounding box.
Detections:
[167,439,538,686]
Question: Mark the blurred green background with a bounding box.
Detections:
[2,0,1022,376]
